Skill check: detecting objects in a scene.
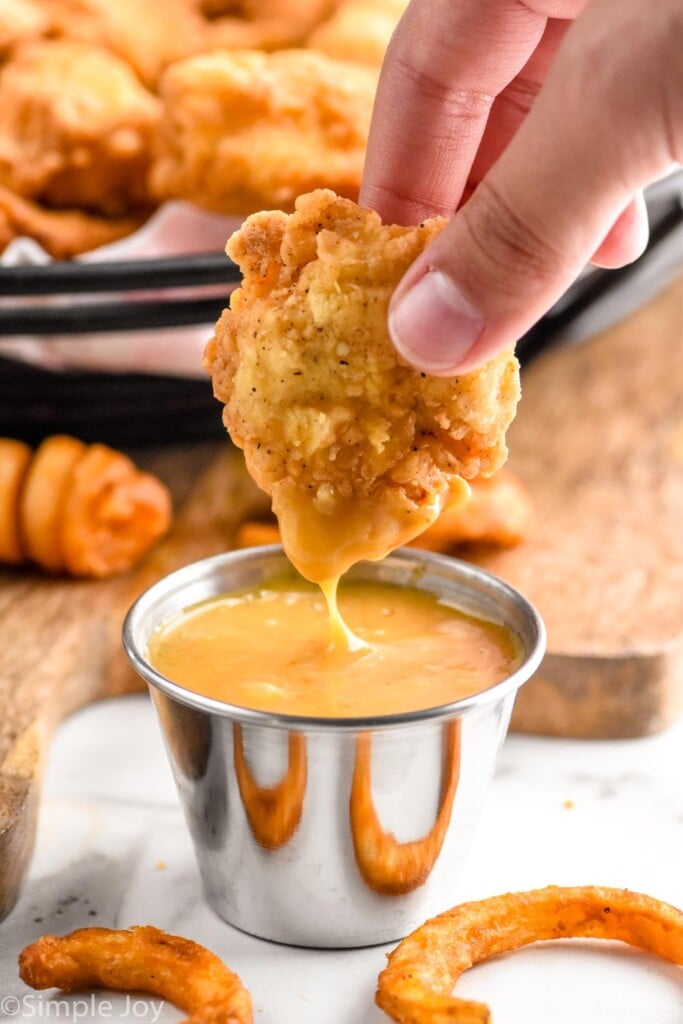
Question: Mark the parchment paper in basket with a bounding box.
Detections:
[0,202,242,378]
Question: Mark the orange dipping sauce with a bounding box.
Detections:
[147,579,521,718]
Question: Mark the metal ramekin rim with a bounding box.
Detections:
[122,545,546,733]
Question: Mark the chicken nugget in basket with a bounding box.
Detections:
[0,41,159,216]
[151,50,376,215]
[44,0,208,87]
[205,190,520,583]
[308,0,407,67]
[201,0,335,50]
[0,0,48,57]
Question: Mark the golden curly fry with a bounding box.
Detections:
[0,439,32,564]
[60,444,172,578]
[19,925,253,1024]
[152,54,376,215]
[0,41,159,216]
[234,725,307,850]
[206,190,520,582]
[20,435,87,573]
[351,721,461,896]
[12,436,172,578]
[377,886,683,1024]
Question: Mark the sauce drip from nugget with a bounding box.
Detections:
[205,190,520,650]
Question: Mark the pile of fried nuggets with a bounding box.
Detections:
[0,0,406,257]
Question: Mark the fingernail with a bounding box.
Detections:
[389,270,484,374]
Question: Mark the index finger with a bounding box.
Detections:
[360,0,551,224]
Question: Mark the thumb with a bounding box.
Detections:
[388,0,682,375]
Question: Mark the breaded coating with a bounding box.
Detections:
[200,0,335,50]
[46,0,336,85]
[0,0,49,57]
[151,50,376,215]
[308,0,407,67]
[0,41,159,216]
[43,0,208,87]
[206,191,520,582]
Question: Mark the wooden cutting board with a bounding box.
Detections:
[480,273,683,740]
[1,274,682,921]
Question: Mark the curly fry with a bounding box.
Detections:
[20,435,86,572]
[60,444,172,578]
[0,438,32,564]
[351,721,461,896]
[19,925,252,1024]
[377,886,683,1024]
[234,724,307,850]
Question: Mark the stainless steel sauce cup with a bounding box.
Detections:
[123,546,545,948]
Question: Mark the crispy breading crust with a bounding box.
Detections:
[206,190,520,571]
[308,0,407,67]
[19,926,253,1024]
[0,41,159,216]
[0,0,48,57]
[152,52,376,214]
[377,886,683,1023]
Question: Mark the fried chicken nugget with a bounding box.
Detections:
[43,0,208,87]
[308,0,407,67]
[0,185,146,258]
[200,0,335,50]
[19,926,253,1024]
[0,0,48,57]
[0,41,159,216]
[205,190,520,583]
[47,0,335,83]
[152,51,376,215]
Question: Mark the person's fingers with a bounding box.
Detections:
[466,18,570,193]
[590,193,649,268]
[462,20,647,267]
[360,0,549,224]
[388,0,682,375]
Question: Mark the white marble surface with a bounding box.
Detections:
[0,696,681,1023]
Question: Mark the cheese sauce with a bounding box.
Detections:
[272,477,471,587]
[148,579,521,718]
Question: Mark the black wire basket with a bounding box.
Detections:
[1,182,682,449]
[0,252,240,447]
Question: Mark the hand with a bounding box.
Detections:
[360,0,682,374]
